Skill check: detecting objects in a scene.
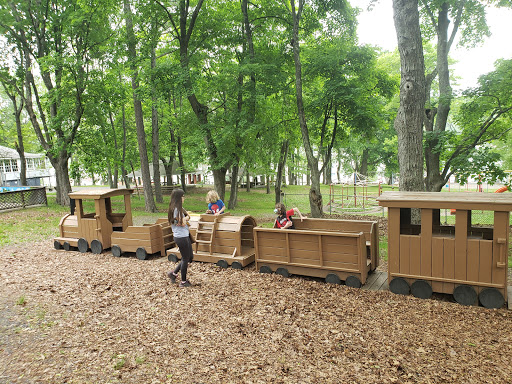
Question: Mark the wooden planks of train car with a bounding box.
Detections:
[378,191,511,308]
[166,214,257,269]
[254,226,369,286]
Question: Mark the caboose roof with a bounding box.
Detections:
[68,188,134,200]
[377,191,512,212]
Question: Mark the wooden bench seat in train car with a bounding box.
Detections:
[54,188,134,253]
[377,191,511,308]
[166,214,257,268]
[111,218,174,259]
[254,227,368,287]
[293,218,379,271]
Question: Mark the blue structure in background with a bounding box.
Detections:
[0,186,31,193]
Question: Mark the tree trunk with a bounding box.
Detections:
[228,164,239,209]
[275,140,289,204]
[288,151,295,185]
[290,1,322,216]
[121,101,130,189]
[177,136,186,192]
[213,169,227,201]
[359,149,369,178]
[119,72,130,189]
[124,0,156,212]
[151,47,163,203]
[392,0,426,192]
[309,168,323,217]
[13,99,27,186]
[425,3,456,192]
[53,156,72,206]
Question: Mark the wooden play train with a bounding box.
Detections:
[53,189,511,309]
[53,189,174,259]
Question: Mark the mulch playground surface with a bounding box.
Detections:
[1,238,512,384]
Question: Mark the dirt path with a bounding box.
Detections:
[1,241,512,384]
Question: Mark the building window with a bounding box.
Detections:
[3,160,12,172]
[11,159,18,172]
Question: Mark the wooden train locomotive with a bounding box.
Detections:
[167,213,257,269]
[53,189,174,259]
[254,218,379,287]
[377,191,511,309]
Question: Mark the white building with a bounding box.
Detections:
[0,145,55,187]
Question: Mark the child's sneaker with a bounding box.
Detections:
[167,271,177,283]
[179,280,192,288]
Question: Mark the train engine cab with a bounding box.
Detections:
[54,189,134,254]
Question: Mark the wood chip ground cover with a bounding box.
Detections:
[0,242,511,383]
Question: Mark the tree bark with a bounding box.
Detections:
[124,0,156,212]
[213,169,227,201]
[151,47,163,203]
[120,99,130,188]
[4,87,27,186]
[423,1,462,191]
[290,0,323,217]
[228,164,239,209]
[392,0,426,191]
[177,136,186,191]
[275,140,289,204]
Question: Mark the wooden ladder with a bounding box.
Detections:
[195,217,217,255]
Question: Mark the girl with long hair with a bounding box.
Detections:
[167,188,193,287]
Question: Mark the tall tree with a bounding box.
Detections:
[286,0,355,217]
[124,0,157,212]
[155,0,233,199]
[392,0,426,191]
[420,0,510,191]
[0,0,116,205]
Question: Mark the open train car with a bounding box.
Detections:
[167,213,257,269]
[377,191,511,309]
[254,218,379,287]
[54,189,174,259]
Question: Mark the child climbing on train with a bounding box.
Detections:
[274,203,305,229]
[167,188,193,288]
[205,190,226,215]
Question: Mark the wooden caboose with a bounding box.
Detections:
[254,218,379,286]
[377,191,511,309]
[167,213,257,268]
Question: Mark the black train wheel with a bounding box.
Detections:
[479,288,505,309]
[389,277,410,295]
[168,253,178,263]
[54,240,63,250]
[411,280,433,299]
[275,267,290,278]
[231,261,243,270]
[325,273,341,285]
[111,245,122,257]
[345,275,362,288]
[216,259,228,269]
[63,242,71,251]
[77,238,89,253]
[136,247,148,260]
[90,240,103,254]
[259,265,272,274]
[453,285,477,306]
